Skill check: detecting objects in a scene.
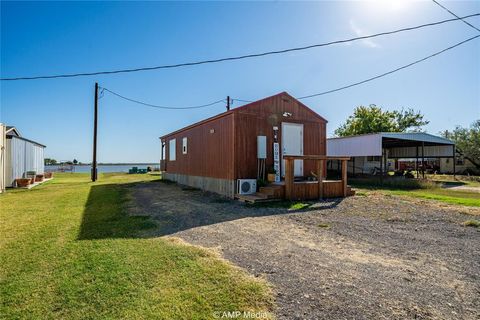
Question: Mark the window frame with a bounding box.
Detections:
[182,137,188,155]
[169,139,176,161]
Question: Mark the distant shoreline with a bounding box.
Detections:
[46,163,158,166]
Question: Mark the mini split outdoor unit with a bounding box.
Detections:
[237,179,257,195]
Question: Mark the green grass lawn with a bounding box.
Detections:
[0,173,273,319]
[351,178,480,207]
[387,188,480,207]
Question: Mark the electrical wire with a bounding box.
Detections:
[295,35,480,99]
[2,14,479,81]
[101,87,226,110]
[102,31,478,110]
[232,98,253,103]
[232,35,479,102]
[432,0,480,33]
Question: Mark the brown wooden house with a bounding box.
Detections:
[160,92,349,199]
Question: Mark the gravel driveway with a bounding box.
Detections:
[130,181,480,320]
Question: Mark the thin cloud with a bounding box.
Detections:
[349,20,381,48]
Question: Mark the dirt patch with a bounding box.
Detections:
[444,185,480,193]
[130,182,480,320]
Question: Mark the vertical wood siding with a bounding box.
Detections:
[162,114,235,180]
[234,93,326,179]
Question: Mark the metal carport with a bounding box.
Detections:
[327,132,456,178]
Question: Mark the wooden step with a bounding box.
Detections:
[236,193,270,203]
[259,184,285,199]
[348,186,356,196]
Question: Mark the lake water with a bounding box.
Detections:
[46,164,158,173]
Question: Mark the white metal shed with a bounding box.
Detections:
[5,127,46,187]
[0,124,6,193]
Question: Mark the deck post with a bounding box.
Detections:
[384,149,387,175]
[452,144,456,179]
[421,141,425,179]
[317,159,323,199]
[285,158,294,200]
[352,157,355,177]
[342,159,348,197]
[380,148,383,182]
[415,145,419,178]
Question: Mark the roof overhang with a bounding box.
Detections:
[6,135,46,148]
[6,126,21,137]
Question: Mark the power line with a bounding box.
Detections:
[432,0,480,33]
[103,32,479,110]
[232,98,253,103]
[296,35,480,99]
[2,14,479,81]
[101,87,226,110]
[235,35,479,102]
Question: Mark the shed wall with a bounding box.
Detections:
[0,124,5,193]
[6,137,45,187]
[233,93,326,179]
[235,112,326,179]
[162,113,234,180]
[327,135,383,157]
[388,145,454,158]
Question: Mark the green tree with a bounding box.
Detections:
[73,159,78,165]
[334,105,429,137]
[441,120,480,168]
[44,158,57,166]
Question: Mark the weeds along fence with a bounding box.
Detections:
[349,177,438,190]
[427,174,480,183]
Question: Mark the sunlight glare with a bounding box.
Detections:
[366,0,413,12]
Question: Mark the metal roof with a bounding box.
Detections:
[6,135,46,148]
[328,132,454,145]
[5,126,21,137]
[380,132,454,145]
[327,132,454,157]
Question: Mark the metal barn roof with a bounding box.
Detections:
[327,132,454,157]
[6,135,46,148]
[379,132,454,145]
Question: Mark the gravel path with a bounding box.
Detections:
[130,182,480,320]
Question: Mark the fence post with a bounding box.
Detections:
[342,159,348,197]
[285,158,294,200]
[317,159,323,199]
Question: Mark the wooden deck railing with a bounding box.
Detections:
[283,155,350,200]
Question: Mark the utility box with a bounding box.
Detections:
[257,136,267,159]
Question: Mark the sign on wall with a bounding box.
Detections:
[273,142,280,182]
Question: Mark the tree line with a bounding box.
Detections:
[335,105,479,169]
[44,159,80,166]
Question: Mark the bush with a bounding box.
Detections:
[463,220,480,228]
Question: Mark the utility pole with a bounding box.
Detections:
[226,96,230,111]
[91,82,98,182]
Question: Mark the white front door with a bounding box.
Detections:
[281,122,304,177]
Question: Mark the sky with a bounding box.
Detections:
[1,0,479,163]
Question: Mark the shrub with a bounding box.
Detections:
[463,220,480,228]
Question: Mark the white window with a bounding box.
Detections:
[182,137,188,154]
[169,139,176,161]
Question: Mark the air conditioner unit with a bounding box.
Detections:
[237,179,257,195]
